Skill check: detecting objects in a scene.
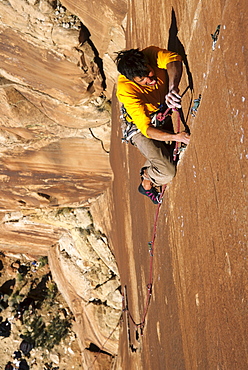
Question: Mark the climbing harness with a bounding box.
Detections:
[120,104,189,159]
[120,104,174,142]
[211,24,221,50]
[190,94,202,117]
[155,106,186,161]
[120,105,140,144]
[150,104,172,127]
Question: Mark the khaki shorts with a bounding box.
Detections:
[131,132,176,186]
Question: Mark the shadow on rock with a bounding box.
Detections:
[27,273,50,308]
[0,279,15,296]
[168,8,194,93]
[79,23,107,90]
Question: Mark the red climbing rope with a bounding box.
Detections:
[122,184,167,337]
[122,109,183,340]
[140,184,167,332]
[172,108,182,161]
[89,108,184,366]
[156,107,182,161]
[89,185,167,366]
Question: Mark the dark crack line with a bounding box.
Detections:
[89,127,110,153]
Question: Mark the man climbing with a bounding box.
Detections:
[115,46,190,204]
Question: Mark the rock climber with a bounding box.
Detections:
[115,46,190,204]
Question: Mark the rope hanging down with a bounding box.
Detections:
[122,108,188,342]
[122,184,167,339]
[89,108,188,362]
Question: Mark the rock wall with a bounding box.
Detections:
[0,0,127,211]
[100,1,248,369]
[0,0,127,367]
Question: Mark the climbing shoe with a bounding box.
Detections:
[138,183,162,204]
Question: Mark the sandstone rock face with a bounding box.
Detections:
[0,0,123,211]
[46,207,122,357]
[0,206,122,366]
[0,0,126,367]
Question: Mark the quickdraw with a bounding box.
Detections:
[190,94,201,117]
[211,24,221,51]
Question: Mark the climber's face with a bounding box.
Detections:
[133,66,157,86]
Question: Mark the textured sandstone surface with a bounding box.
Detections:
[0,0,118,211]
[1,0,247,369]
[102,1,248,369]
[0,0,126,367]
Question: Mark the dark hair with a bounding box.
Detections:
[115,48,149,80]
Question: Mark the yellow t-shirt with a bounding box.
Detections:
[116,46,182,137]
